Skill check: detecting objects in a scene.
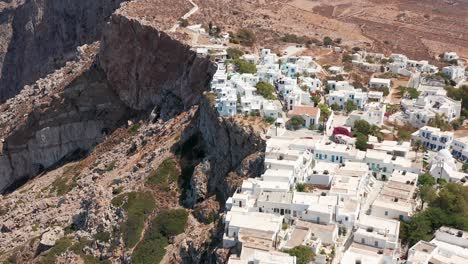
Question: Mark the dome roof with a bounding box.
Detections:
[436,149,453,160]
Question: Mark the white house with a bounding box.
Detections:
[346,102,386,127]
[407,227,468,264]
[429,149,468,183]
[288,106,321,128]
[442,66,466,82]
[443,52,459,62]
[354,215,400,250]
[371,171,418,221]
[369,78,391,89]
[327,89,368,110]
[411,126,454,151]
[451,136,468,162]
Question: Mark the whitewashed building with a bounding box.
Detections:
[411,126,454,151]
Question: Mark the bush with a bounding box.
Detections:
[355,133,368,151]
[112,192,156,248]
[323,36,333,46]
[289,116,305,130]
[129,123,141,135]
[40,237,73,264]
[281,34,310,44]
[147,158,180,189]
[226,48,244,60]
[296,183,306,192]
[179,18,189,27]
[418,173,436,186]
[233,59,257,74]
[132,209,188,264]
[283,246,315,264]
[231,28,256,47]
[264,117,276,124]
[255,81,276,100]
[345,100,357,113]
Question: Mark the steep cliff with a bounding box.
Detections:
[0,0,127,102]
[0,2,266,263]
[0,44,131,193]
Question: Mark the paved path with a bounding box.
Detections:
[169,0,199,32]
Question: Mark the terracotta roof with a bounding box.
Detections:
[288,106,320,117]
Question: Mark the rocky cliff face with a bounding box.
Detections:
[0,0,126,102]
[0,2,266,262]
[99,12,216,113]
[0,45,131,193]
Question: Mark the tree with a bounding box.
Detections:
[179,18,189,27]
[226,48,244,60]
[418,173,436,186]
[289,116,305,130]
[419,185,437,209]
[232,28,256,47]
[345,100,357,113]
[397,129,411,141]
[318,104,331,122]
[427,113,451,131]
[233,59,257,74]
[354,120,371,135]
[283,246,315,264]
[355,133,368,151]
[296,183,306,192]
[407,88,421,99]
[310,95,321,106]
[463,163,468,172]
[330,103,341,111]
[255,81,276,100]
[323,36,333,46]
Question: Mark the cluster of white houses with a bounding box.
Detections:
[221,127,426,264]
[206,46,468,263]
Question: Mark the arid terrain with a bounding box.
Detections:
[191,0,468,60]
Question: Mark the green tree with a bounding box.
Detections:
[296,183,306,192]
[311,95,321,106]
[419,185,437,209]
[318,104,331,122]
[233,59,257,74]
[323,36,333,46]
[407,88,421,99]
[463,163,468,172]
[354,120,371,135]
[289,116,305,130]
[255,81,276,100]
[345,100,357,113]
[226,48,244,60]
[418,173,436,186]
[355,133,368,151]
[283,246,315,264]
[397,129,411,141]
[330,103,341,111]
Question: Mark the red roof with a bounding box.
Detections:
[288,106,320,117]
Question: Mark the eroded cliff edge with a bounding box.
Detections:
[0,5,266,262]
[0,0,127,102]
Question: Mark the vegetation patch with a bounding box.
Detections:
[128,123,141,136]
[255,81,276,100]
[146,158,180,190]
[40,237,73,264]
[105,161,117,172]
[283,245,315,264]
[132,209,189,264]
[94,231,111,243]
[111,192,156,248]
[400,183,468,246]
[233,59,257,74]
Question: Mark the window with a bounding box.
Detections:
[374,241,379,247]
[385,211,388,216]
[361,238,365,244]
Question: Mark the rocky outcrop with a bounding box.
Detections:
[0,0,127,102]
[0,47,131,193]
[99,13,216,113]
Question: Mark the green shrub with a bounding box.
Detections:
[255,81,276,100]
[132,209,188,264]
[129,124,141,135]
[227,48,244,60]
[112,192,156,248]
[283,246,315,264]
[40,237,73,264]
[94,231,111,242]
[146,158,180,190]
[233,59,257,74]
[105,161,117,172]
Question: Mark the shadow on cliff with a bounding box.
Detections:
[0,0,127,102]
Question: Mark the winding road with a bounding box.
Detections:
[169,0,199,32]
